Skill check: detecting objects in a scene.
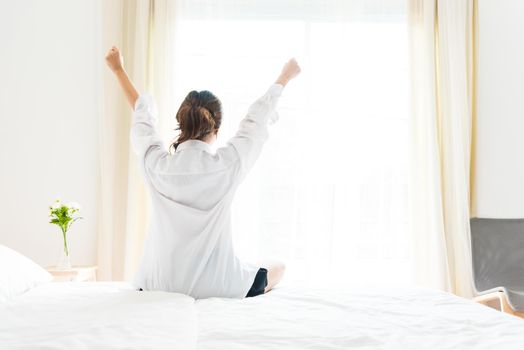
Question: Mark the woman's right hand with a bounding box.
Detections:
[105,46,125,73]
[276,58,301,86]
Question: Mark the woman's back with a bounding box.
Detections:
[148,141,239,211]
[131,85,283,298]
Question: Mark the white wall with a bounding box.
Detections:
[0,0,102,266]
[475,0,524,218]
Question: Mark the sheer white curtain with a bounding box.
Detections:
[408,0,476,297]
[171,0,411,287]
[99,0,477,294]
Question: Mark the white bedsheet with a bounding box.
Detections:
[0,282,196,349]
[195,286,524,350]
[3,283,524,349]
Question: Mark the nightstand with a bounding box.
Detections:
[46,265,98,282]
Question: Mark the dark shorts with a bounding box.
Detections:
[245,268,268,298]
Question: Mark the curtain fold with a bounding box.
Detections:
[408,0,476,297]
[98,0,176,281]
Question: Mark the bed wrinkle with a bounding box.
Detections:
[195,286,524,350]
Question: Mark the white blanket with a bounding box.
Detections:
[0,282,196,349]
[3,283,524,349]
[196,286,524,349]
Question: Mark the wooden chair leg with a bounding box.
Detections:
[474,291,524,318]
[474,291,504,311]
[513,310,524,318]
[499,293,524,318]
[498,292,515,315]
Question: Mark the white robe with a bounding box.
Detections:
[131,84,283,299]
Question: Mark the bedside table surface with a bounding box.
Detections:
[47,265,98,272]
[46,265,98,282]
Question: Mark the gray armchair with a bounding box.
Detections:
[470,218,524,316]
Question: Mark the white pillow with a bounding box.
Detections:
[0,245,53,302]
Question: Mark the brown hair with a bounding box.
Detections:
[172,90,222,151]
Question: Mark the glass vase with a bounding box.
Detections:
[57,231,71,270]
[57,250,71,270]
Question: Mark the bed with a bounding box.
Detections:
[2,282,524,349]
[0,282,196,349]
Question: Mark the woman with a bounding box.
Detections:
[105,46,301,299]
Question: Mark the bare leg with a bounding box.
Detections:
[260,260,286,293]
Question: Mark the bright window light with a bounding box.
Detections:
[172,0,410,287]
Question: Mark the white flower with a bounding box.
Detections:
[52,202,61,209]
[68,202,81,210]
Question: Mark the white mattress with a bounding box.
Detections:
[2,283,524,349]
[196,286,524,350]
[0,282,196,349]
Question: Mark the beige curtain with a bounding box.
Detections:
[408,0,477,297]
[98,0,176,281]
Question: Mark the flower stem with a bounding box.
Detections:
[61,227,69,257]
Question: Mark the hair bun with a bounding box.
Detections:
[172,90,223,151]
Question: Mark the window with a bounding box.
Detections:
[172,0,410,287]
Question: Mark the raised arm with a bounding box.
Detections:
[104,46,167,172]
[105,46,139,109]
[221,58,301,179]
